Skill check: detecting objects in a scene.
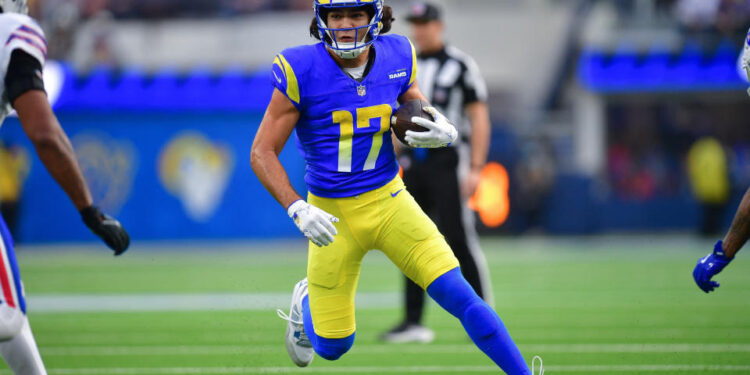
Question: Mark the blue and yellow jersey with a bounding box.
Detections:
[271,34,418,198]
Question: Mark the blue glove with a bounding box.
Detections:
[693,240,733,293]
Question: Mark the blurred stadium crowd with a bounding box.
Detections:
[35,0,311,20]
[34,0,312,63]
[609,0,750,32]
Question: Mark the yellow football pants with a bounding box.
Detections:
[306,176,459,339]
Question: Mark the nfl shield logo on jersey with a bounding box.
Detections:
[357,85,367,97]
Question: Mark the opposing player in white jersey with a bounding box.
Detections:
[0,1,130,373]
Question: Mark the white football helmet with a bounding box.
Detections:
[0,0,28,15]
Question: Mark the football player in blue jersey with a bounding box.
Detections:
[251,1,540,373]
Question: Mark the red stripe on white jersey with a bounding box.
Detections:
[13,28,46,52]
[0,236,17,309]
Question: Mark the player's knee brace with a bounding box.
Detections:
[313,333,355,361]
[0,304,24,341]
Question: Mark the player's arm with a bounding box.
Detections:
[10,51,129,255]
[460,52,491,197]
[722,186,750,258]
[691,186,750,293]
[398,81,429,103]
[695,29,750,290]
[251,89,338,247]
[463,101,490,198]
[15,91,92,210]
[251,88,303,209]
[397,82,457,148]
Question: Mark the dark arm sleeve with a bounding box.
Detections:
[5,49,45,106]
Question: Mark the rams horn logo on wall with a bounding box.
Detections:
[72,133,136,215]
[158,132,234,222]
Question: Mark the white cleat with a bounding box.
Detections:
[276,278,314,367]
[532,355,544,375]
[380,322,435,344]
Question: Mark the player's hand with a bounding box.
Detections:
[405,107,458,148]
[743,27,750,95]
[693,240,733,293]
[80,206,130,256]
[287,200,339,247]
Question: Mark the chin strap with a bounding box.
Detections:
[333,45,367,59]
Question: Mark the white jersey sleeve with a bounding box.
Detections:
[0,13,46,70]
[0,13,46,126]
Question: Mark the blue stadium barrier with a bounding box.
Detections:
[578,39,747,93]
[50,63,274,112]
[638,44,670,88]
[113,66,148,109]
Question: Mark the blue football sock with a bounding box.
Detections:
[301,296,318,348]
[427,268,530,375]
[302,295,355,361]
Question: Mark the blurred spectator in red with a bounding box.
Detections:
[607,106,671,201]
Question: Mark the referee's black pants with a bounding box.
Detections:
[400,147,493,325]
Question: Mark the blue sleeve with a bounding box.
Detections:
[271,52,302,110]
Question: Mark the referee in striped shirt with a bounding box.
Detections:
[381,2,494,343]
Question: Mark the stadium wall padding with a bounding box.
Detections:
[2,111,308,243]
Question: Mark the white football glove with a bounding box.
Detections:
[404,107,458,148]
[287,200,339,247]
[743,27,750,95]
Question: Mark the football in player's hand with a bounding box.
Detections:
[391,99,433,146]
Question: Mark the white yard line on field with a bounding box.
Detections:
[523,343,750,353]
[38,343,750,356]
[35,364,750,374]
[26,292,399,313]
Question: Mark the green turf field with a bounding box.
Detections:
[3,236,750,374]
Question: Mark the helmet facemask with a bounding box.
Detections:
[314,1,383,59]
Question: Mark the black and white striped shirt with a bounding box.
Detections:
[417,45,488,147]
